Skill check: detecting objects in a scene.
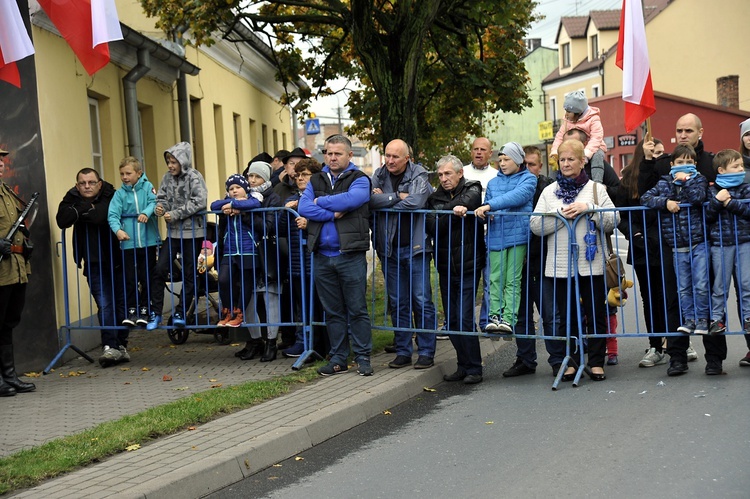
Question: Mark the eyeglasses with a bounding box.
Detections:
[296,172,312,178]
[77,180,100,187]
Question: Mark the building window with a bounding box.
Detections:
[88,97,103,174]
[262,124,268,153]
[282,132,287,150]
[590,34,598,60]
[592,85,600,98]
[550,96,557,122]
[233,113,241,170]
[272,129,279,153]
[561,43,571,68]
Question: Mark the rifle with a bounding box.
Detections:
[0,191,39,264]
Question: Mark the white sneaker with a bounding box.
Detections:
[639,347,666,368]
[99,346,123,368]
[484,315,502,332]
[687,344,699,362]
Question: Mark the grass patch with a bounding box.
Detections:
[0,368,318,495]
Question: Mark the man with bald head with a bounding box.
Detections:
[463,137,498,199]
[371,139,437,369]
[639,112,720,377]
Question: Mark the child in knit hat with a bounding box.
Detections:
[209,173,262,328]
[550,90,608,183]
[474,142,537,336]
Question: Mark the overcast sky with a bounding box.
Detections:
[306,0,625,125]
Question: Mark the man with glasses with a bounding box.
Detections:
[56,168,126,367]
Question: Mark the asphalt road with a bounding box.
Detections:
[207,334,750,499]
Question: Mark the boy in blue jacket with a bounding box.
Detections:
[642,144,709,335]
[475,142,536,335]
[107,157,160,355]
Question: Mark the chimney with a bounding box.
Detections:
[717,75,739,108]
[525,38,542,53]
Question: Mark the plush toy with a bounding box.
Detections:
[607,277,634,307]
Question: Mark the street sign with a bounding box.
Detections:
[538,121,554,141]
[305,118,321,135]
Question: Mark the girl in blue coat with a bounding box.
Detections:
[475,142,536,334]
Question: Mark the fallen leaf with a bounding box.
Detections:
[169,345,176,348]
[78,371,86,375]
[163,375,173,382]
[231,343,241,347]
[294,457,304,461]
[124,382,131,385]
[210,384,223,389]
[174,386,189,391]
[125,444,140,451]
[244,459,250,469]
[191,445,197,450]
[68,371,81,377]
[129,347,142,352]
[91,438,98,442]
[188,426,196,431]
[268,476,278,481]
[485,421,494,425]
[383,410,391,415]
[209,379,218,382]
[141,367,150,372]
[23,372,41,378]
[120,367,130,371]
[423,387,436,392]
[273,464,282,467]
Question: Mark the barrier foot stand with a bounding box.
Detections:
[44,327,95,374]
[292,349,323,371]
[551,356,572,391]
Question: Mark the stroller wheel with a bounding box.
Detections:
[214,327,232,345]
[168,326,189,345]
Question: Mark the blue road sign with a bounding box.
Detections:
[305,118,321,135]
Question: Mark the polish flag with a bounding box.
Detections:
[615,0,656,133]
[0,2,36,88]
[38,0,123,76]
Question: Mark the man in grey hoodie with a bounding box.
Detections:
[147,142,208,329]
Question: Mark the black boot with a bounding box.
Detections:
[0,378,16,397]
[260,338,277,362]
[239,338,263,361]
[0,345,35,393]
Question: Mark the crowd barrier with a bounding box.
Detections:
[50,203,749,387]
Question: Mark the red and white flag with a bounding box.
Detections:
[0,2,36,88]
[616,0,655,133]
[39,0,123,76]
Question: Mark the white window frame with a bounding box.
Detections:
[88,97,103,175]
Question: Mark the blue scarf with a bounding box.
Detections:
[670,164,698,185]
[715,172,745,188]
[554,169,589,204]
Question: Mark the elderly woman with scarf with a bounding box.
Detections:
[529,139,619,381]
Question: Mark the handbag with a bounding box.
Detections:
[257,234,279,284]
[592,182,624,289]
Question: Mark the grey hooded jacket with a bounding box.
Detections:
[156,142,208,239]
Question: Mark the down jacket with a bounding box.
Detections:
[483,166,536,251]
[107,173,161,250]
[551,105,607,160]
[704,183,750,246]
[641,174,708,249]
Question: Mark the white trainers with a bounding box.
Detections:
[99,346,123,368]
[484,315,502,332]
[687,344,699,362]
[639,347,667,368]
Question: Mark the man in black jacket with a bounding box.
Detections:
[426,155,485,384]
[56,168,126,367]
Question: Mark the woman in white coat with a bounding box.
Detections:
[529,139,619,381]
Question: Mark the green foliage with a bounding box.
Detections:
[140,0,537,166]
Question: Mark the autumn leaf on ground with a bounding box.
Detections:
[129,347,142,352]
[188,426,196,431]
[272,464,282,467]
[141,367,150,371]
[120,367,130,371]
[23,372,41,378]
[163,375,173,382]
[383,410,392,415]
[230,343,241,347]
[485,421,494,425]
[423,387,436,392]
[294,457,304,461]
[125,444,140,451]
[209,379,218,382]
[124,382,131,385]
[210,383,222,388]
[174,386,189,391]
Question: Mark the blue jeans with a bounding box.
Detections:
[674,242,709,322]
[438,266,482,375]
[381,247,437,358]
[710,243,750,322]
[313,252,371,366]
[85,260,126,348]
[514,270,563,368]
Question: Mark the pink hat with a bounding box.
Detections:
[202,241,213,250]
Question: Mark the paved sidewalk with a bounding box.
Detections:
[6,329,507,498]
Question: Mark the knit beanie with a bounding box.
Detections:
[740,118,750,140]
[225,173,249,193]
[564,90,588,115]
[498,141,525,167]
[245,161,272,182]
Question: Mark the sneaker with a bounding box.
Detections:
[357,357,374,376]
[172,312,186,328]
[436,334,450,340]
[484,314,502,332]
[122,308,137,327]
[705,360,723,375]
[708,319,726,335]
[226,308,244,328]
[497,319,513,334]
[217,308,231,327]
[282,343,305,358]
[136,306,149,327]
[146,313,162,331]
[639,347,667,368]
[388,355,412,368]
[98,346,122,368]
[667,360,688,376]
[502,358,536,377]
[317,362,348,376]
[739,351,750,367]
[687,344,699,362]
[677,319,696,334]
[413,355,434,369]
[607,354,619,366]
[118,346,131,363]
[694,318,709,335]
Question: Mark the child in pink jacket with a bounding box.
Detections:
[550,90,607,182]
